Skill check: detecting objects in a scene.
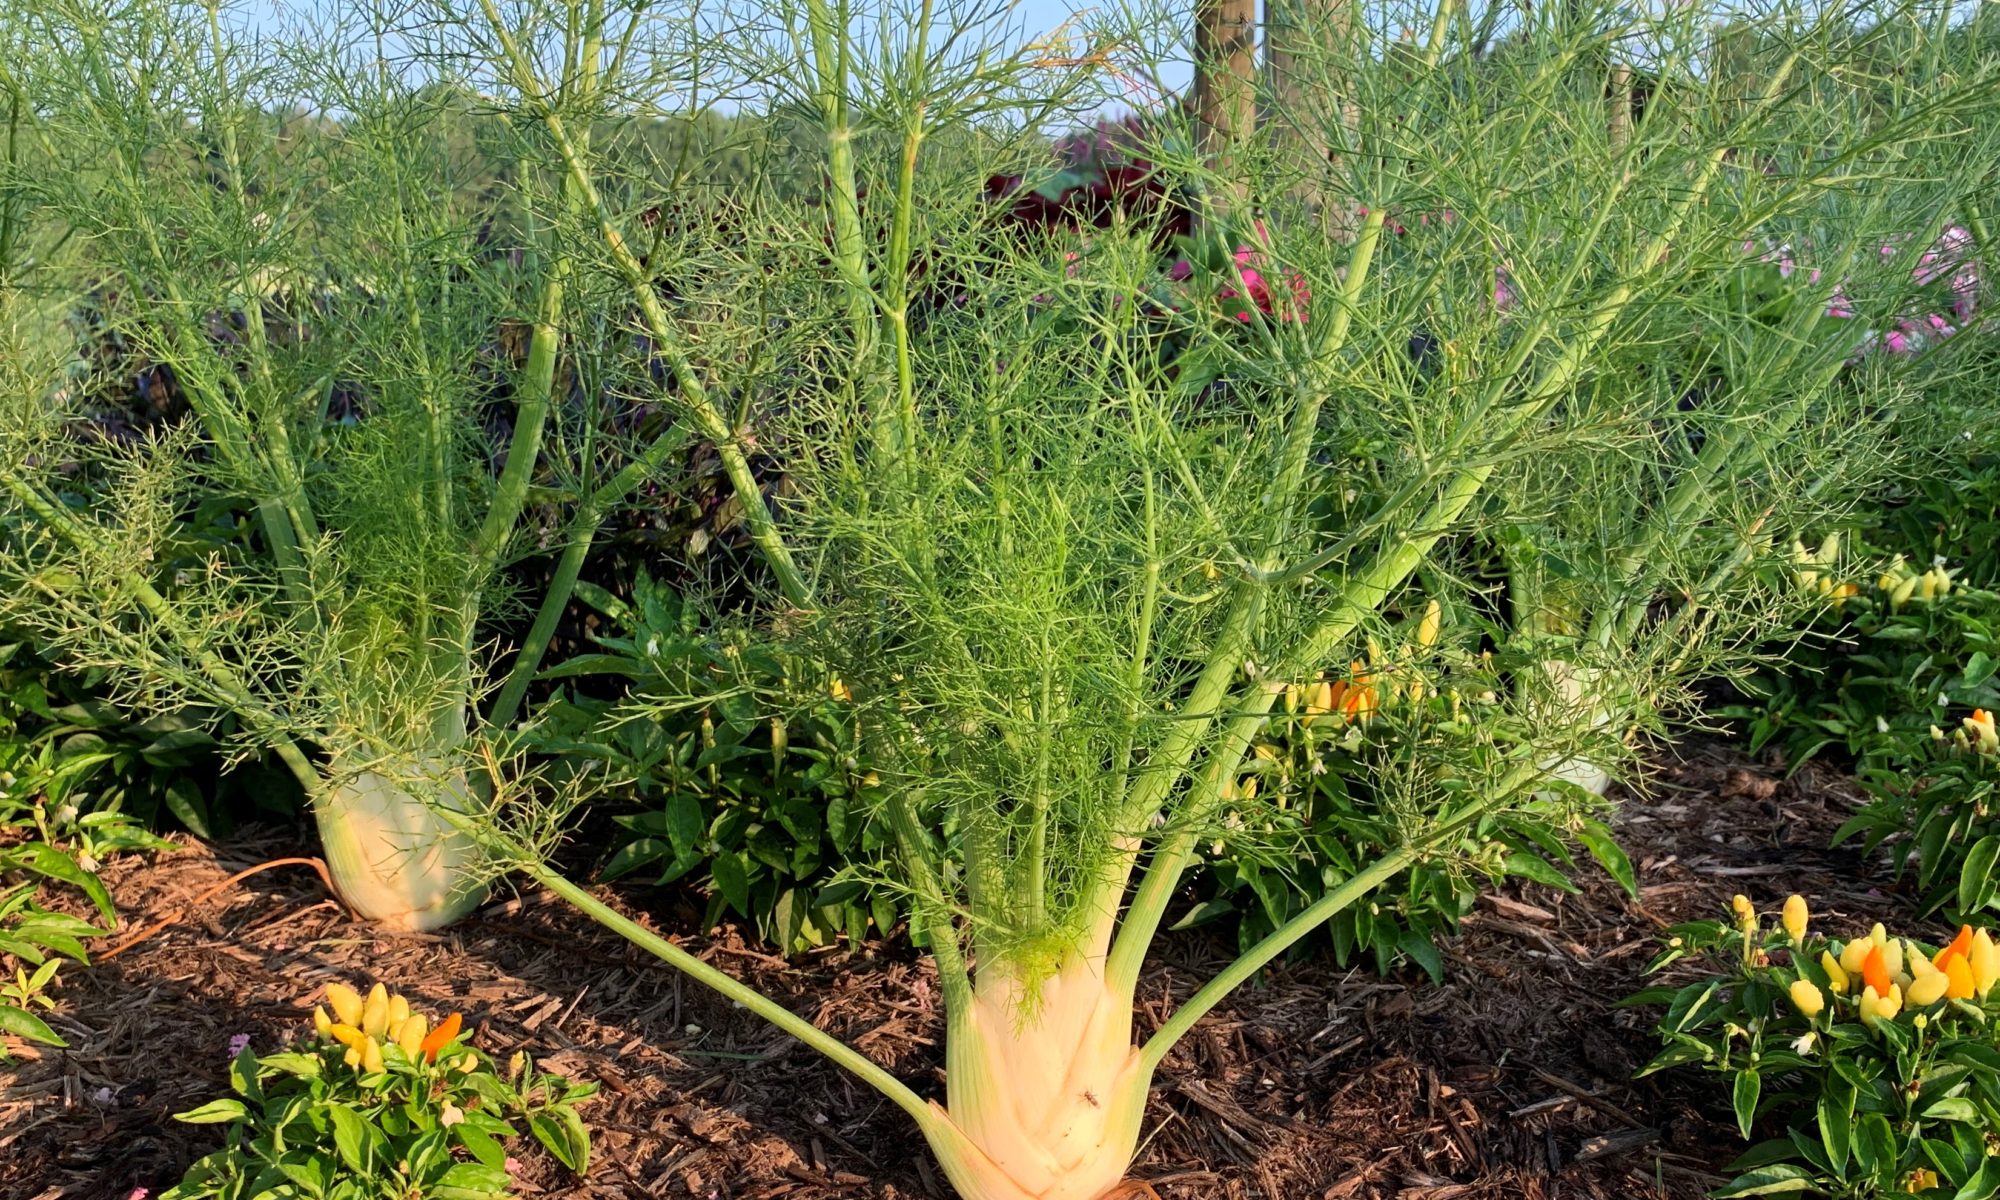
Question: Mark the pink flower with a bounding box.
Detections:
[1217,248,1310,323]
[126,1191,151,1200]
[226,1033,252,1058]
[505,1157,522,1173]
[1167,259,1193,282]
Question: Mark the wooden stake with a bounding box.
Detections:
[1195,0,1258,213]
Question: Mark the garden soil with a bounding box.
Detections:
[0,739,1932,1199]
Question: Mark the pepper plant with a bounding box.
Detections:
[1638,896,2000,1198]
[166,979,594,1198]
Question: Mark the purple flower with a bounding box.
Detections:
[227,1033,252,1058]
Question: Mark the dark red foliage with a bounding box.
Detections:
[983,114,1193,248]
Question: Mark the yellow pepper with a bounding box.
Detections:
[1416,600,1442,650]
[325,983,364,1027]
[313,1005,333,1038]
[396,1013,428,1057]
[1966,710,1998,756]
[1972,929,2000,996]
[1789,979,1824,1018]
[1906,970,1949,1007]
[1878,934,1904,977]
[1840,934,1875,975]
[360,1036,385,1074]
[1782,895,1809,942]
[1859,983,1902,1026]
[1821,950,1849,995]
[361,983,391,1039]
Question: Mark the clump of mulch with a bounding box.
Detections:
[0,738,1937,1200]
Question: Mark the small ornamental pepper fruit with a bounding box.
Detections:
[361,984,391,1039]
[1935,925,1975,971]
[1944,954,1976,1001]
[396,1013,428,1058]
[420,1012,463,1063]
[325,983,365,1027]
[1862,943,1894,999]
[1973,930,2000,996]
[1841,934,1875,975]
[1907,969,1950,1007]
[1783,895,1809,942]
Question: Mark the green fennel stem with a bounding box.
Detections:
[472,0,811,610]
[521,858,936,1125]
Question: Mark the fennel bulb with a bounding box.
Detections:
[317,758,488,931]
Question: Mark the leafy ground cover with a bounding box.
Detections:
[0,738,1938,1200]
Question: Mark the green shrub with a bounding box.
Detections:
[528,573,905,951]
[1,665,165,1060]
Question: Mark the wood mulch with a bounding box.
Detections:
[0,737,1943,1200]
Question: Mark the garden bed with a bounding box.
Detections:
[0,739,1919,1200]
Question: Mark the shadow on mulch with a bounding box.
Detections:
[0,737,1945,1200]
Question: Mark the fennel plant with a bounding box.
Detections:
[436,0,2000,1194]
[0,0,703,928]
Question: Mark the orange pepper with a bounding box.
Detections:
[419,1012,463,1063]
[1862,943,1893,998]
[1936,925,1975,971]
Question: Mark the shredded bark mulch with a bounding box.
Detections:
[0,738,1945,1200]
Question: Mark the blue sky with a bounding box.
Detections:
[231,0,1197,109]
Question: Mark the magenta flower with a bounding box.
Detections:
[1216,248,1310,323]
